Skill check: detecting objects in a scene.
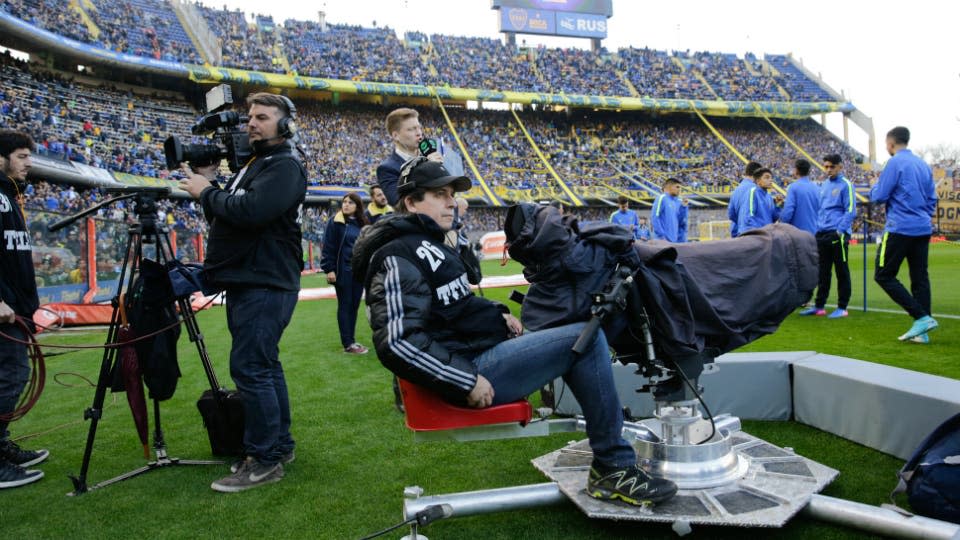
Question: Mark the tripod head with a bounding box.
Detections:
[48,186,172,236]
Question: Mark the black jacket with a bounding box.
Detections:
[353,213,511,404]
[0,173,39,319]
[200,142,307,291]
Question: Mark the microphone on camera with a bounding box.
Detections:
[418,138,439,157]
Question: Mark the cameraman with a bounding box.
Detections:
[1,130,48,489]
[376,108,442,206]
[355,159,677,508]
[178,93,307,493]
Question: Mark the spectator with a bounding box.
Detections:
[364,185,392,224]
[320,192,369,355]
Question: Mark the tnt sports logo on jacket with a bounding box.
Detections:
[436,274,471,306]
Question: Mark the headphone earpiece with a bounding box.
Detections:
[277,95,297,139]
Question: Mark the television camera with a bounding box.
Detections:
[163,84,251,173]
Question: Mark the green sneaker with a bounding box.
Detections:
[587,464,678,506]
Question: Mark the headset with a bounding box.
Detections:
[276,95,297,140]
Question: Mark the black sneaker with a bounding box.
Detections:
[230,450,295,473]
[0,459,44,489]
[212,457,284,493]
[0,440,49,468]
[587,463,678,506]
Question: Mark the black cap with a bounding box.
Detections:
[397,158,471,197]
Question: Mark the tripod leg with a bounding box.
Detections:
[156,230,222,392]
[71,229,143,495]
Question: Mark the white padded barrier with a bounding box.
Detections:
[792,354,960,460]
[554,351,817,421]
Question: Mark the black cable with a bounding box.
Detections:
[358,505,450,540]
[672,361,716,445]
[358,517,416,540]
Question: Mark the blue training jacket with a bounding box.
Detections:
[816,174,856,235]
[869,149,937,236]
[652,192,688,242]
[609,208,639,237]
[739,186,780,235]
[727,178,755,237]
[780,177,820,235]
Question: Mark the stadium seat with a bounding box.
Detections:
[397,378,532,432]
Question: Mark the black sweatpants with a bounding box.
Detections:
[815,230,851,310]
[874,232,931,320]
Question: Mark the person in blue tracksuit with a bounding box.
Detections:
[636,217,651,241]
[651,177,688,242]
[870,126,939,343]
[321,192,369,354]
[609,195,640,237]
[800,154,856,319]
[780,159,820,235]
[728,161,763,237]
[738,167,781,235]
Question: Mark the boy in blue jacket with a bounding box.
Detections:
[800,154,856,319]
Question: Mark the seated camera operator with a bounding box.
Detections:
[354,158,677,507]
[178,93,307,493]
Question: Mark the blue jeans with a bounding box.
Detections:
[226,288,298,465]
[0,324,29,441]
[473,322,635,469]
[334,271,364,348]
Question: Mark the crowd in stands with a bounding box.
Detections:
[536,47,630,97]
[618,47,707,100]
[1,0,89,42]
[685,51,782,102]
[198,5,283,72]
[2,0,837,101]
[430,35,545,93]
[282,21,427,84]
[1,50,874,201]
[1,55,194,178]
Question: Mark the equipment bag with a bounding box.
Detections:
[891,411,960,524]
[126,259,181,401]
[196,388,245,457]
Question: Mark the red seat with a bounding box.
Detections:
[398,379,532,432]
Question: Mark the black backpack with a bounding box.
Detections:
[125,259,182,401]
[891,411,960,524]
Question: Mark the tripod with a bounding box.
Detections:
[49,187,225,495]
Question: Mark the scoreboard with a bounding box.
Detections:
[492,0,611,39]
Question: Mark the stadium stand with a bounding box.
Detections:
[535,47,630,97]
[0,55,194,177]
[0,0,89,42]
[197,5,282,73]
[765,54,835,102]
[282,21,426,84]
[1,50,871,194]
[430,35,544,93]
